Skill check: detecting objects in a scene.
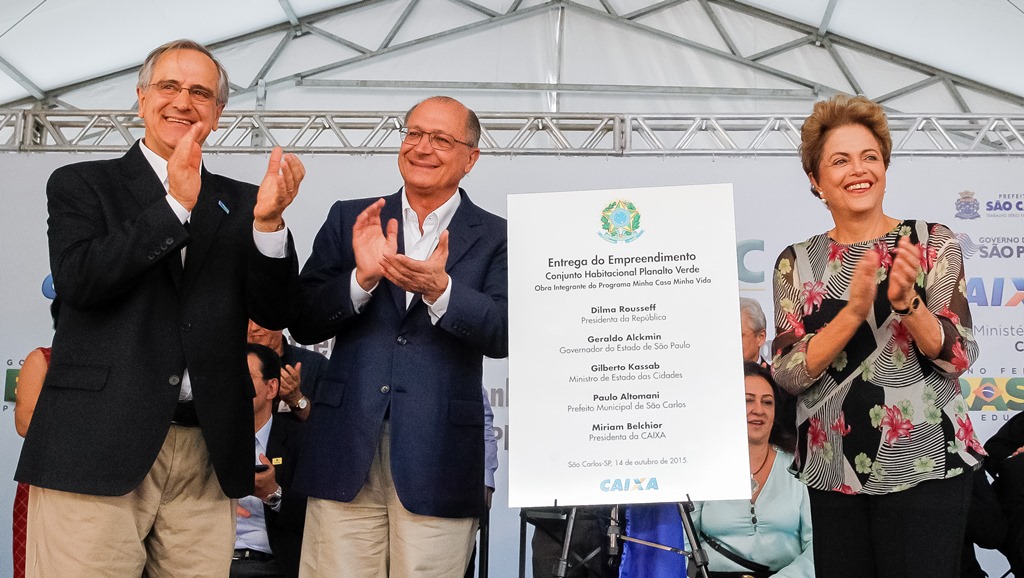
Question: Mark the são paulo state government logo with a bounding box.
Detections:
[598,199,644,244]
[954,190,980,220]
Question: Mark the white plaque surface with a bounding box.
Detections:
[507,184,749,507]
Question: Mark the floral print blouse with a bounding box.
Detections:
[772,220,982,495]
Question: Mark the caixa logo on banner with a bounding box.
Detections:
[965,277,1024,307]
[600,477,659,492]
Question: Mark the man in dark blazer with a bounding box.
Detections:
[233,343,308,578]
[290,96,508,577]
[15,39,304,577]
[248,319,329,422]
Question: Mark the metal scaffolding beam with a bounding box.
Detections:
[1,0,1021,114]
[3,109,1022,156]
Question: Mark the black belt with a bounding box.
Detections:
[233,548,275,562]
[171,401,200,427]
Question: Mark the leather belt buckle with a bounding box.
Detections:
[233,548,274,561]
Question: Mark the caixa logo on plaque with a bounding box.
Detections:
[599,199,644,244]
[600,477,660,492]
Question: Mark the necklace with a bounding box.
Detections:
[749,446,772,495]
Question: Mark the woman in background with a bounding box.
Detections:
[12,297,59,578]
[772,94,981,578]
[692,362,813,578]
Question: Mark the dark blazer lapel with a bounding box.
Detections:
[122,142,169,215]
[121,142,184,290]
[181,167,225,293]
[444,189,484,270]
[401,190,481,319]
[382,191,408,314]
[267,418,288,465]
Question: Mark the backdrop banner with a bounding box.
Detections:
[1,152,1020,577]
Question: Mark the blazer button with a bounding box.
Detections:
[165,237,175,245]
[380,385,390,394]
[396,336,407,345]
[181,322,191,332]
[169,375,181,386]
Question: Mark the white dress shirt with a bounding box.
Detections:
[349,188,458,324]
[139,140,289,401]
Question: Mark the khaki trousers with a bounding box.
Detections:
[299,423,478,577]
[25,425,237,578]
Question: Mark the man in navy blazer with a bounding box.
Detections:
[16,40,304,577]
[290,96,507,577]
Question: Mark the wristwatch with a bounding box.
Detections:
[263,486,283,508]
[291,396,308,411]
[892,295,922,317]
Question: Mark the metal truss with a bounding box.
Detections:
[3,109,1022,156]
[2,0,1022,113]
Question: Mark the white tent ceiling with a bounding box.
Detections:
[1,0,1022,114]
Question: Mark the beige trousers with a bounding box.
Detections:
[25,425,237,578]
[299,423,478,577]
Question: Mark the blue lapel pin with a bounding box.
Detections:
[218,200,230,214]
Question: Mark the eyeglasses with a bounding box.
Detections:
[399,128,473,151]
[147,81,218,105]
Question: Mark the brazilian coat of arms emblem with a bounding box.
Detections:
[599,199,644,243]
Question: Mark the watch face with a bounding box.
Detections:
[297,398,308,410]
[265,487,283,507]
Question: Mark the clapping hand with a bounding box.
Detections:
[254,147,304,232]
[888,236,920,309]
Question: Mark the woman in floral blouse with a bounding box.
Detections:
[772,94,981,578]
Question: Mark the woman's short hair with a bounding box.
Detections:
[799,94,891,196]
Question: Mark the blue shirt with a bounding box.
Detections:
[235,418,274,553]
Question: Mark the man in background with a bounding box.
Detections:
[739,297,769,367]
[248,320,328,422]
[233,343,308,578]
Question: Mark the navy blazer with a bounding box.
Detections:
[16,142,298,498]
[290,189,508,519]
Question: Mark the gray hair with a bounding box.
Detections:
[739,297,767,333]
[405,96,481,148]
[138,39,230,105]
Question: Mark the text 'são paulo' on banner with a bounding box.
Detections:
[507,184,750,507]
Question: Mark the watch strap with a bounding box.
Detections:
[892,295,921,317]
[263,486,282,507]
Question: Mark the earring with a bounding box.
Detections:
[811,185,828,208]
